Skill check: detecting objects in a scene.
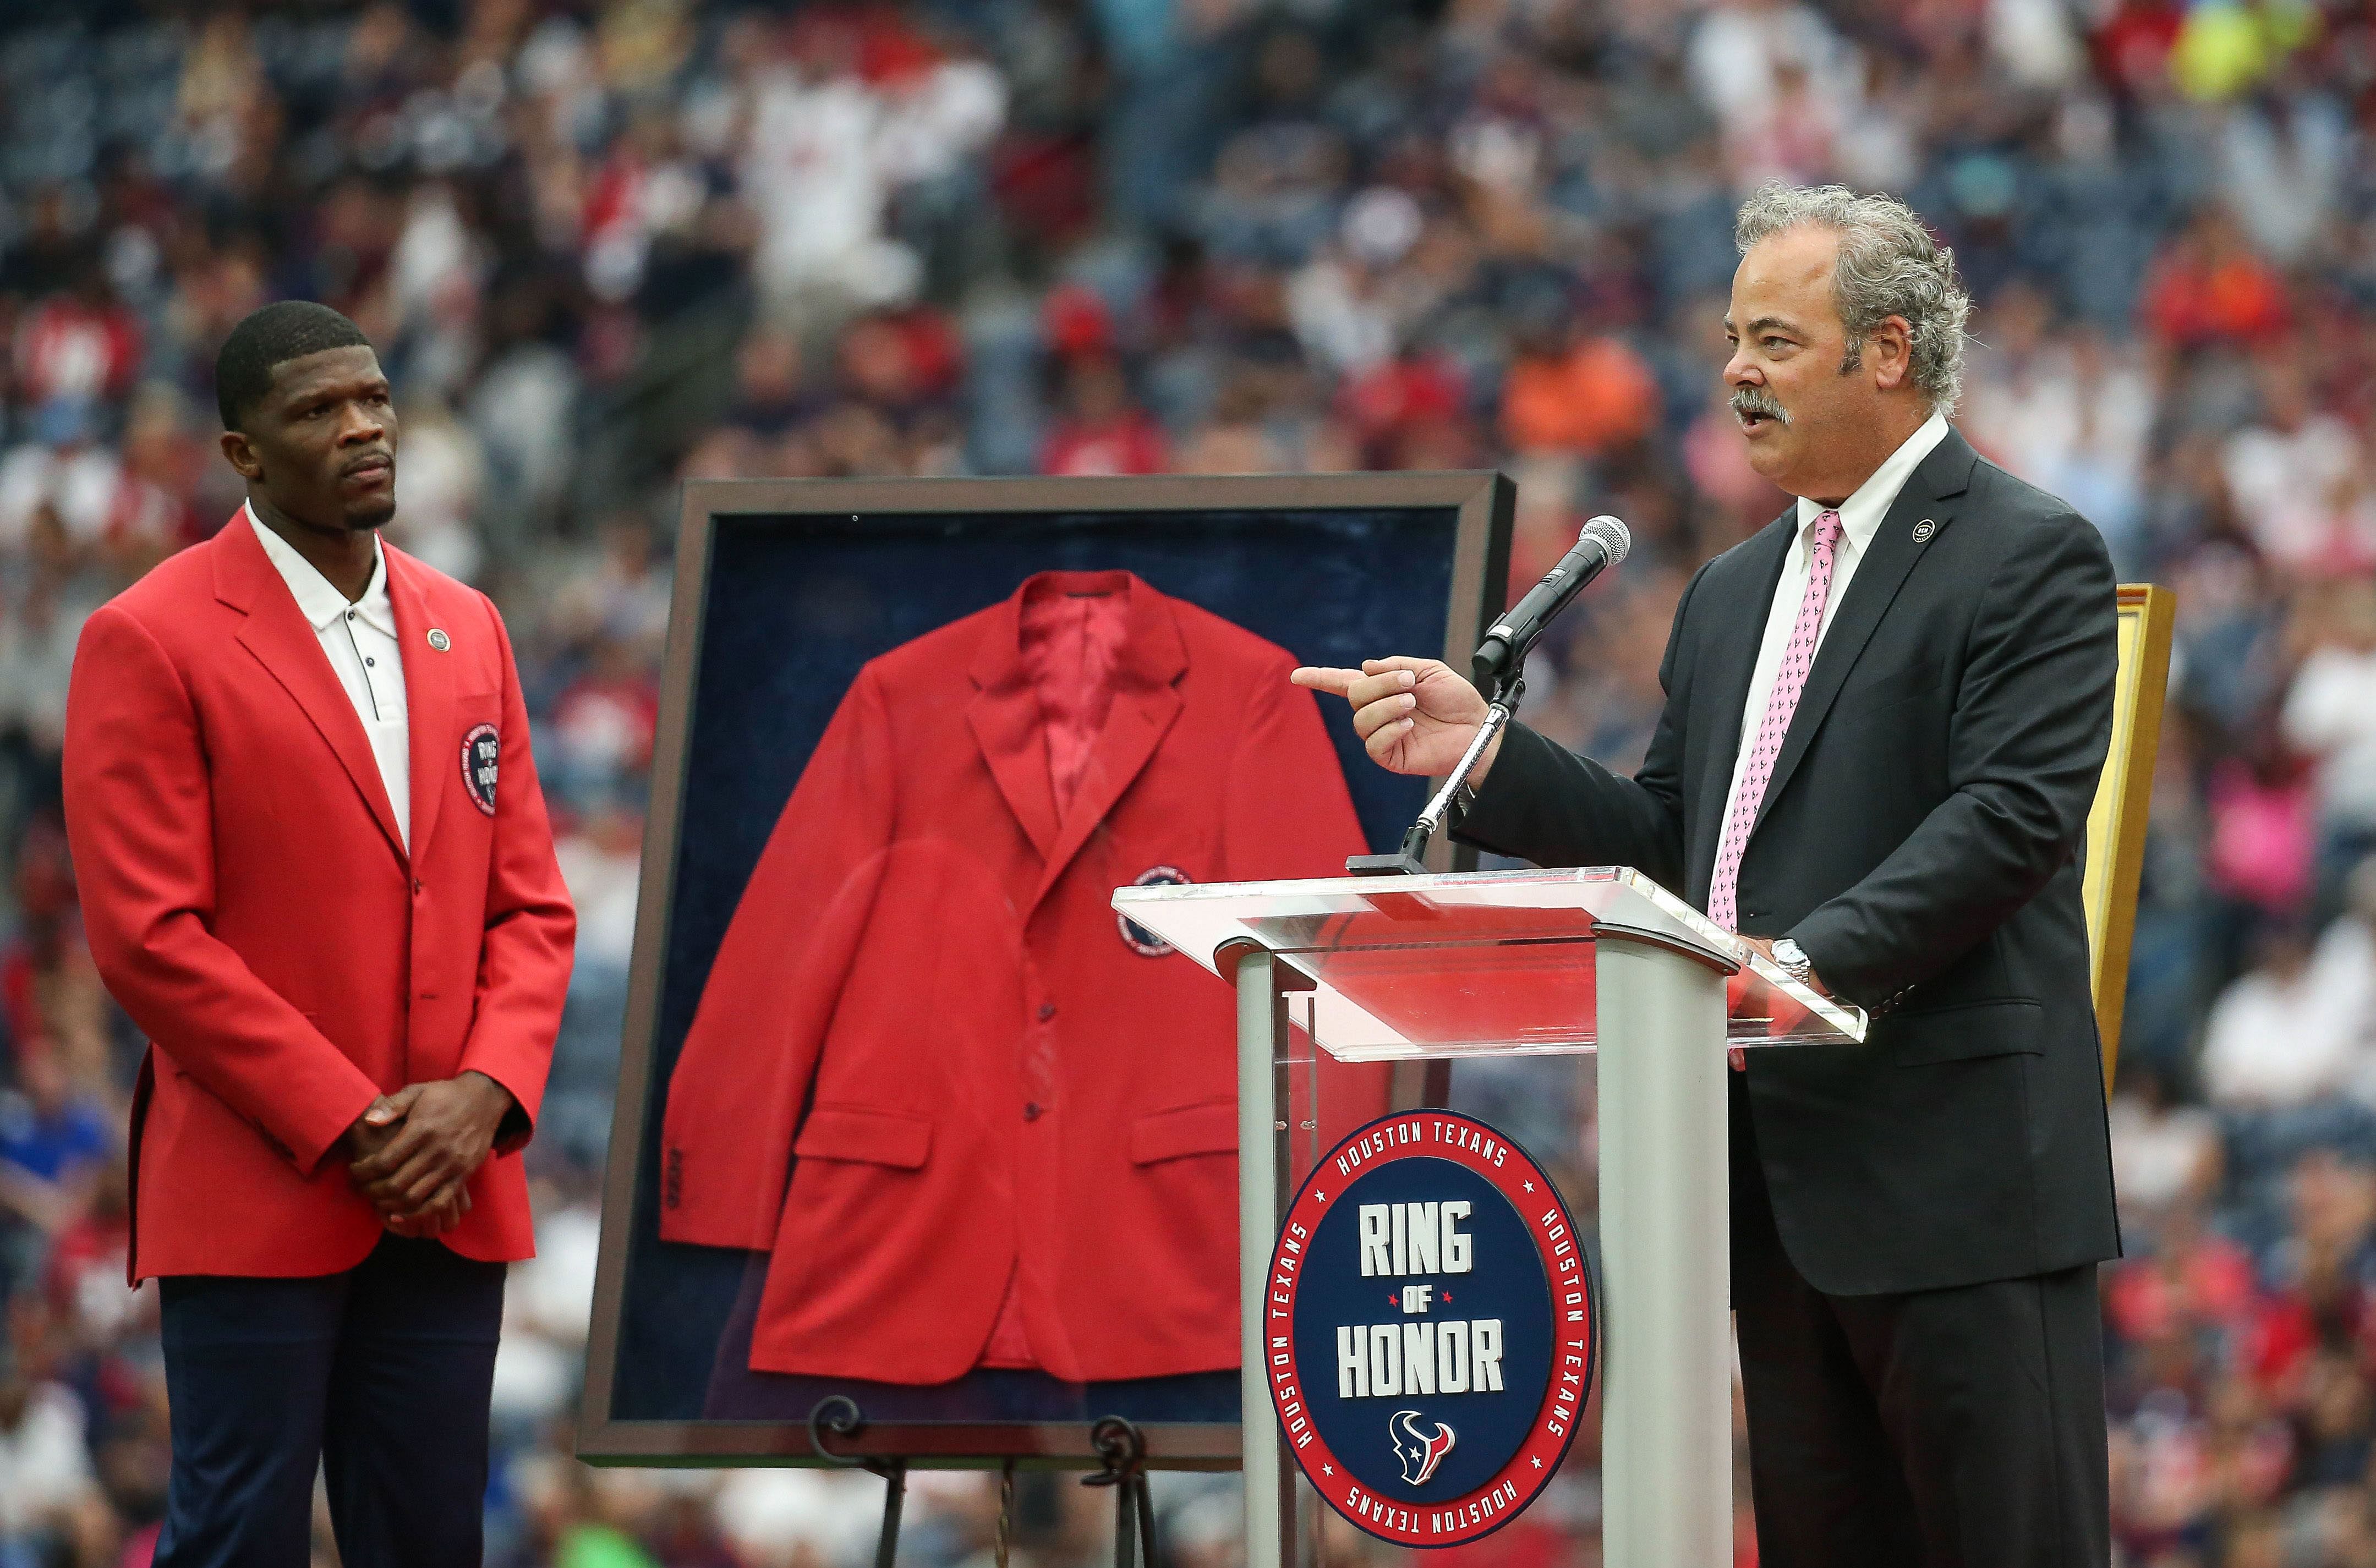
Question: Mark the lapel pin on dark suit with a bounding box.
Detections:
[1912,519,1936,542]
[427,628,451,651]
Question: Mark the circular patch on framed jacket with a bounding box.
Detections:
[460,723,500,815]
[1117,865,1192,956]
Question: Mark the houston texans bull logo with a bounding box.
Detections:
[1390,1411,1457,1487]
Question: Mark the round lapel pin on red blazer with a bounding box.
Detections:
[461,723,499,815]
[1118,865,1191,956]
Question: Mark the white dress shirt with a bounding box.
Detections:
[248,503,410,849]
[1717,410,1951,831]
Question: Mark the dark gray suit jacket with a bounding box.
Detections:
[1457,426,2122,1294]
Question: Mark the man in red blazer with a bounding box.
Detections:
[62,301,574,1568]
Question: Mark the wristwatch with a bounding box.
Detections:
[1769,938,1815,988]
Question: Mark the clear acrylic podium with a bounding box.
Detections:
[1111,867,1865,1568]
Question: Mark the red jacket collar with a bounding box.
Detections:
[966,570,1189,695]
[962,571,1190,908]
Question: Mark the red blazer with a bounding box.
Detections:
[63,516,575,1282]
[661,574,1382,1384]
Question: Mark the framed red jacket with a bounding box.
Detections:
[62,514,575,1282]
[660,572,1382,1384]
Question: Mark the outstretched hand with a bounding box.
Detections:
[1290,657,1504,782]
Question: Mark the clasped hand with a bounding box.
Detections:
[337,1072,515,1239]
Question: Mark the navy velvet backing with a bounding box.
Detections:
[611,506,1469,1424]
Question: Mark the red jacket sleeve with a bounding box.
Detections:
[457,597,576,1151]
[659,666,899,1248]
[1222,659,1369,881]
[63,604,382,1176]
[1224,662,1391,1131]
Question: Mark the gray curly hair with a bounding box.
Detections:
[1734,183,1973,416]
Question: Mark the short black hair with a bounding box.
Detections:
[215,301,373,431]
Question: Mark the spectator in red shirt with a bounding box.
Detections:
[2142,207,2292,349]
[13,283,140,414]
[1039,354,1168,475]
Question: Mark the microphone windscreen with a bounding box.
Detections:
[1580,514,1632,567]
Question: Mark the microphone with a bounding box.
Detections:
[1471,514,1631,685]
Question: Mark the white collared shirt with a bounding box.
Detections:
[248,502,410,849]
[1717,410,1951,833]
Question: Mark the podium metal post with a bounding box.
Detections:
[1236,949,1301,1568]
[1594,931,1734,1567]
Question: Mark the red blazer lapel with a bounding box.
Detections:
[211,518,407,863]
[386,548,453,863]
[1030,583,1187,911]
[966,594,1062,863]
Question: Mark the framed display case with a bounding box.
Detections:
[578,472,1513,1468]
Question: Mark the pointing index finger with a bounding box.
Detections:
[1290,666,1361,698]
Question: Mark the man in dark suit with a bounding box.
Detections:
[1295,184,2119,1565]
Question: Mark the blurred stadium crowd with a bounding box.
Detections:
[0,0,2372,1562]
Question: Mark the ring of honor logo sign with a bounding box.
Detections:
[461,723,500,816]
[1264,1112,1594,1548]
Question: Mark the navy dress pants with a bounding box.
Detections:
[155,1233,506,1568]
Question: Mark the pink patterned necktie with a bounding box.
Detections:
[1709,508,1843,933]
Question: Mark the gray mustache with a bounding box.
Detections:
[1731,389,1791,423]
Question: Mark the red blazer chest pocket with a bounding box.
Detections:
[1128,1100,1236,1165]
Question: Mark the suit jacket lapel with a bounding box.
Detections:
[1028,581,1187,911]
[1690,514,1793,900]
[213,519,407,864]
[1750,428,1978,838]
[968,575,1190,907]
[387,549,450,862]
[966,595,1064,864]
[1031,681,1184,911]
